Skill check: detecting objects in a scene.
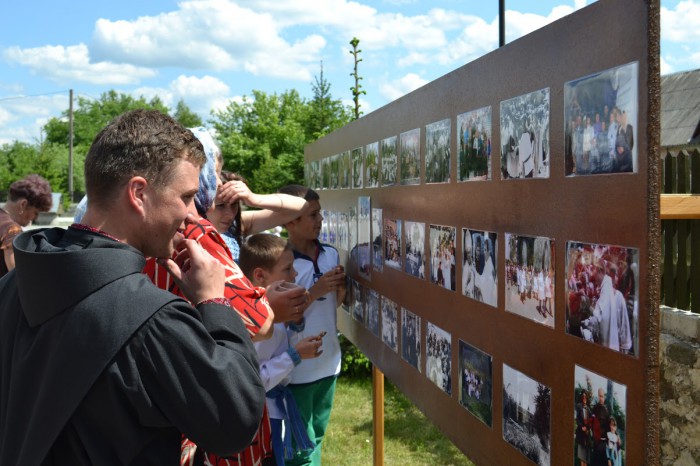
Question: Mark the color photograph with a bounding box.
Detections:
[365,141,380,188]
[372,208,383,272]
[503,364,551,466]
[505,233,555,327]
[459,340,493,427]
[401,307,421,371]
[400,128,421,185]
[321,156,331,190]
[425,118,451,184]
[457,106,492,181]
[565,62,638,176]
[404,221,426,279]
[340,150,351,189]
[352,147,364,188]
[382,136,398,187]
[426,322,452,396]
[382,296,398,352]
[566,241,639,356]
[329,153,339,189]
[429,224,457,292]
[574,365,627,466]
[500,88,550,179]
[462,228,498,307]
[384,218,402,271]
[366,289,380,337]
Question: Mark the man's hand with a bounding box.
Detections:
[266,281,309,323]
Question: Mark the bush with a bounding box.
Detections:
[338,333,371,378]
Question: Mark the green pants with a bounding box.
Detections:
[285,376,337,466]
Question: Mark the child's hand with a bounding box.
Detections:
[310,266,345,300]
[295,333,324,359]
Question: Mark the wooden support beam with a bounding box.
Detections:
[660,194,700,219]
[372,365,384,466]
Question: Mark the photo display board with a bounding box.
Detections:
[304,1,660,464]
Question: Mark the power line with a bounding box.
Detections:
[0,90,70,103]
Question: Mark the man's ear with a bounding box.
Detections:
[126,176,149,216]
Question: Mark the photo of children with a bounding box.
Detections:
[426,322,452,396]
[366,289,380,337]
[574,365,627,466]
[425,118,451,184]
[404,221,426,279]
[352,147,363,189]
[500,88,550,179]
[565,62,638,176]
[365,142,380,188]
[505,233,555,327]
[329,154,339,189]
[458,340,493,427]
[400,128,421,185]
[401,307,421,371]
[457,106,492,181]
[503,364,551,466]
[372,208,383,272]
[340,150,351,189]
[429,224,457,292]
[382,136,398,187]
[566,241,638,356]
[462,228,498,307]
[384,218,402,271]
[357,196,371,280]
[352,279,364,323]
[382,296,399,352]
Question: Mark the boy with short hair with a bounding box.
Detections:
[277,184,346,466]
[240,233,324,466]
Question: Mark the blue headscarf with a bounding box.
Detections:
[189,127,220,216]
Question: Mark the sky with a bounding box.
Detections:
[1,0,699,145]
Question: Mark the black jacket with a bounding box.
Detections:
[0,227,265,465]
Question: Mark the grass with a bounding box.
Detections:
[322,376,475,466]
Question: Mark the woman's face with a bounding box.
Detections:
[13,200,40,227]
[207,177,240,234]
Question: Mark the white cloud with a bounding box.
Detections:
[661,0,700,43]
[660,56,673,75]
[2,44,157,85]
[379,72,427,101]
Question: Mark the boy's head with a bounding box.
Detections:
[278,184,322,242]
[240,234,296,287]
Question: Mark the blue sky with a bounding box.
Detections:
[1,0,698,145]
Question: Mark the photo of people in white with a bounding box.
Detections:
[457,106,492,182]
[382,297,399,352]
[404,221,426,279]
[372,208,383,272]
[384,218,402,270]
[357,197,371,280]
[382,136,398,187]
[401,307,421,371]
[352,147,363,189]
[430,225,456,292]
[425,118,451,184]
[426,322,451,396]
[400,128,421,185]
[352,279,364,323]
[462,228,498,307]
[365,142,379,188]
[366,289,380,337]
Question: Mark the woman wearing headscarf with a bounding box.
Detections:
[1,174,52,277]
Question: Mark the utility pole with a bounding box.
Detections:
[68,89,74,201]
[499,0,505,47]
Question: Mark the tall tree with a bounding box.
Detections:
[173,99,203,128]
[305,61,352,139]
[349,37,366,120]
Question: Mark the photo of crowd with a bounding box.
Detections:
[503,364,551,466]
[500,88,550,179]
[358,197,371,279]
[327,211,336,246]
[366,289,380,337]
[384,218,402,270]
[429,225,457,292]
[382,136,398,187]
[457,106,492,181]
[337,211,348,252]
[382,296,399,352]
[352,279,364,323]
[306,160,321,190]
[321,157,330,189]
[505,233,555,327]
[372,208,383,272]
[352,147,363,189]
[348,206,357,253]
[342,151,353,189]
[402,307,421,371]
[565,62,638,176]
[462,228,498,307]
[459,340,493,427]
[426,322,452,396]
[566,242,639,356]
[574,365,627,466]
[365,142,380,188]
[405,221,426,279]
[400,128,421,185]
[425,118,451,184]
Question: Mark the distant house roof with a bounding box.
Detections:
[661,68,700,147]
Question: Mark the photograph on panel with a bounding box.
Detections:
[365,142,379,188]
[462,228,498,307]
[366,289,380,337]
[320,209,329,244]
[458,340,493,427]
[401,307,421,371]
[337,211,348,252]
[304,162,310,188]
[404,221,426,279]
[372,208,383,272]
[321,157,331,190]
[340,150,352,189]
[327,211,337,247]
[352,147,363,189]
[348,206,357,254]
[565,61,638,176]
[500,87,550,180]
[565,241,639,356]
[382,296,399,352]
[457,105,492,181]
[400,128,421,185]
[429,224,457,292]
[381,136,398,187]
[503,364,551,466]
[384,218,402,270]
[352,279,364,323]
[341,273,351,313]
[505,233,555,327]
[426,322,452,396]
[329,154,339,189]
[355,196,372,280]
[312,160,322,190]
[425,118,451,184]
[574,365,627,466]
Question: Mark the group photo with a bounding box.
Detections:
[457,105,492,181]
[365,142,380,188]
[382,297,399,352]
[358,196,372,279]
[429,224,457,291]
[400,128,421,185]
[405,221,426,279]
[458,340,493,427]
[384,218,402,270]
[401,307,422,371]
[381,136,398,186]
[425,118,451,184]
[426,322,452,396]
[372,207,383,271]
[366,289,380,337]
[352,147,363,189]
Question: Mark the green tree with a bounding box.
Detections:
[304,61,352,139]
[173,99,203,128]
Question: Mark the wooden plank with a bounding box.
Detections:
[372,365,384,466]
[660,194,700,219]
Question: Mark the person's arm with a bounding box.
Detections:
[256,334,322,392]
[3,247,15,272]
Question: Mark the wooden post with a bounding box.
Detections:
[372,365,384,466]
